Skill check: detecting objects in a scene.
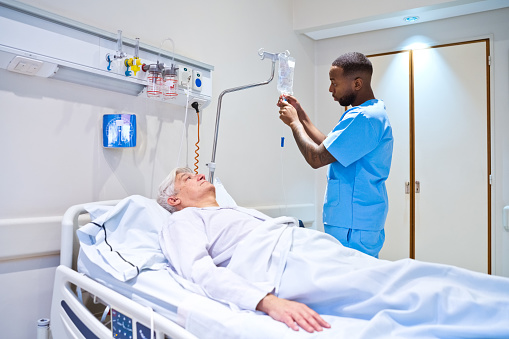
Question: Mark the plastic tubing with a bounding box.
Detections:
[177,82,191,167]
[194,111,200,174]
[158,38,175,64]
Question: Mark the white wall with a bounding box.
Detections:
[0,1,315,337]
[313,8,509,276]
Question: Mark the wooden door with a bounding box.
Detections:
[370,40,490,273]
[413,41,489,273]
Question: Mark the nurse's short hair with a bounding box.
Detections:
[332,52,373,77]
[157,167,193,213]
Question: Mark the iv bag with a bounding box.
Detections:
[277,53,295,96]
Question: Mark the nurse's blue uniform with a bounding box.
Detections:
[322,99,393,257]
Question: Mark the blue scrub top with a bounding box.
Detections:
[322,99,393,231]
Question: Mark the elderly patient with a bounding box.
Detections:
[157,167,509,336]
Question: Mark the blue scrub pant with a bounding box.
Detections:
[324,226,385,258]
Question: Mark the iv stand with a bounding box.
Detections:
[207,49,282,183]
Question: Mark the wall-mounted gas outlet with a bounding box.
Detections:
[179,65,192,87]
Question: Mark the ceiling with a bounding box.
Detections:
[294,0,509,40]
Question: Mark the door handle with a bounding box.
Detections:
[405,181,420,194]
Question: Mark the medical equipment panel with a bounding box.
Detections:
[0,0,213,108]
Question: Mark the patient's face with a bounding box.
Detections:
[173,172,216,207]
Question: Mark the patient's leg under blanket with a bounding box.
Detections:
[278,228,509,338]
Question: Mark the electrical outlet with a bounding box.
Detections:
[192,69,203,91]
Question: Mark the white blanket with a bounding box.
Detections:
[76,196,509,338]
[189,221,509,338]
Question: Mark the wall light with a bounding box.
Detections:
[405,42,430,50]
[404,16,420,23]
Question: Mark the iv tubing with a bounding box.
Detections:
[158,38,175,64]
[177,81,191,167]
[208,49,281,183]
[194,110,200,174]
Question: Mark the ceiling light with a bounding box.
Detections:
[404,16,420,23]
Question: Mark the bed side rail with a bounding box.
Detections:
[51,265,198,339]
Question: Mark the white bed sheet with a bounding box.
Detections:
[78,251,184,325]
[78,250,356,338]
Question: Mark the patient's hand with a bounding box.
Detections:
[256,294,331,333]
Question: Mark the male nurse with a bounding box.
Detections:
[277,52,393,257]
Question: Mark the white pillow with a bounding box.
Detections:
[77,195,170,281]
[214,177,237,207]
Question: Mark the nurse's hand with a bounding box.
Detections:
[278,99,300,127]
[256,294,331,333]
[277,95,302,112]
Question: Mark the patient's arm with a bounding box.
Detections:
[256,293,331,333]
[160,210,269,310]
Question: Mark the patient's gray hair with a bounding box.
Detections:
[157,167,193,213]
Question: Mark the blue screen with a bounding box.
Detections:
[103,114,136,148]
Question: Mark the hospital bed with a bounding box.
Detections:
[49,192,318,339]
[50,192,509,338]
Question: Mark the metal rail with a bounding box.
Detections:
[207,49,286,182]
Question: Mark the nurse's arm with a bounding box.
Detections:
[298,112,327,145]
[289,121,336,169]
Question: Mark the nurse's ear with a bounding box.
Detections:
[353,77,363,91]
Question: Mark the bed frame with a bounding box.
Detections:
[49,200,198,339]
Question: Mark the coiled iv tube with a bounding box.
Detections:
[191,102,200,174]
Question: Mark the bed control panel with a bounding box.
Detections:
[136,322,154,339]
[111,309,133,339]
[111,309,155,339]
